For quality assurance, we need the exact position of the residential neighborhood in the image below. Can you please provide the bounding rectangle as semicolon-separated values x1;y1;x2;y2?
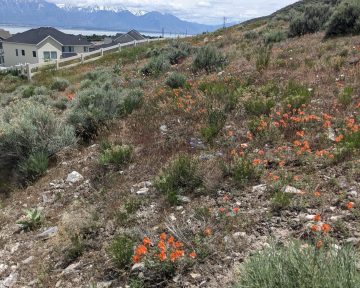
0;27;147;67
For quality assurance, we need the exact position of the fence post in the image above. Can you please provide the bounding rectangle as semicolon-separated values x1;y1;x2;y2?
134;40;137;47
26;63;31;81
101;48;104;57
118;43;121;52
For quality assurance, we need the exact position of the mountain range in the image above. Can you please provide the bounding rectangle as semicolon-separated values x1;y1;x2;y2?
0;0;225;35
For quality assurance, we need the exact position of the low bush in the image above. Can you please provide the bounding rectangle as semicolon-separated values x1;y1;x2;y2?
231;157;260;187
108;235;134;269
263;30;287;44
167;41;192;65
200;108;226;143
337;86;353;106
67;87;143;142
51;77;70;91
283;81;313;109
236;242;360;288
0;101;76;182
16;208;42;231
64;235;85;266
244;97;275;116
19;152;49;181
192;45;227;73
141;55;170;76
99;144;133;167
155;156;202;205
255;46;271;71
165;72;186;89
325;1;360;37
22;86;35;98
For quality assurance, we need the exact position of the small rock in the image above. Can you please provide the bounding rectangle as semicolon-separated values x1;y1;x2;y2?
330;215;344;222
1;272;18;287
37;226;58;240
328;128;336;141
66;171;84;184
169;214;177;222
233;232;247;239
160;125;168;133
345;238;360;246
217;71;225;76
96;281;113;288
176;206;184;211
62;262;81;274
347;190;358;198
203;37;209;43
189;138;205;149
136;187;149;195
178;196;191;203
131;262;145;272
0;263;8;275
252;184;267;194
22;256;34;264
283;185;304;195
190;273;201;279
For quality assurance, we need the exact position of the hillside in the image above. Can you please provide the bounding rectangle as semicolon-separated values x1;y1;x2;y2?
0;0;360;287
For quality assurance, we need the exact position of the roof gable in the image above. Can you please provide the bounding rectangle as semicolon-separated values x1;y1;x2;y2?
4;27;90;46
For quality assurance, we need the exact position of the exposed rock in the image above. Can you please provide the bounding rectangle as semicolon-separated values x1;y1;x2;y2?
328;128;336;141
0;264;8;275
345;238;360;246
189;138;205;149
96;281;113;288
62;262;81;275
22;256;34;264
37;226;58;240
136;187;149;195
178;196;191;203
160;125;168;133
347;190;358;198
252;184;267;194
131;262;145;272
283;185;304;195
0;272;18;288
233;232;247;239
66;171;84;184
190;273;201;279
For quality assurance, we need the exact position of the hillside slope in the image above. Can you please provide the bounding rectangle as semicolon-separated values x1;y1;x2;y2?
0;1;360;287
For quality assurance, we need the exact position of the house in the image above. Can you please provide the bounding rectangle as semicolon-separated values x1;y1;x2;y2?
93;30;146;51
2;27;91;67
0;29;11;66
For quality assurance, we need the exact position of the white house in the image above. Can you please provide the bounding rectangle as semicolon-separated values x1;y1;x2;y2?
0;29;11;66
2;27;91;67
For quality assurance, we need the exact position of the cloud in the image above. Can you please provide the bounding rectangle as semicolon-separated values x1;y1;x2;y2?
47;0;298;24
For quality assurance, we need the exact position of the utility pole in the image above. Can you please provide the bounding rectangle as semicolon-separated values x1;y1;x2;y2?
162;27;164;38
223;17;226;29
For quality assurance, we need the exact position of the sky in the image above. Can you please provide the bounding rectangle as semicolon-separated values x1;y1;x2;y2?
48;0;299;25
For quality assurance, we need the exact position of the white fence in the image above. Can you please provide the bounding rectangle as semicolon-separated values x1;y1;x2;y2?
0;38;165;80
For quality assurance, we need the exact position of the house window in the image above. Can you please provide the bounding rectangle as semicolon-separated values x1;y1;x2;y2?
15;49;18;56
0;42;3;49
62;46;74;53
43;51;57;61
0;56;3;64
21;50;25;56
84;46;89;52
33;51;37;58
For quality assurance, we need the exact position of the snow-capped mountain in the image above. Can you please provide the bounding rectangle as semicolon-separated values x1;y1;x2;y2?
0;0;219;34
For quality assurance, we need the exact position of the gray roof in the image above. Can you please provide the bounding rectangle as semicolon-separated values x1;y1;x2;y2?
0;29;11;40
114;33;136;44
127;30;145;41
5;27;90;46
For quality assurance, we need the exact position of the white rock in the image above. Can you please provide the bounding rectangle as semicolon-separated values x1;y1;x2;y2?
178;196;191;203
66;171;84;184
160;125;168;133
22;256;34;264
190;273;201;279
136;187;149;195
217;71;225;76
131;262;145;272
347;190;358;198
169;214;177;222
283;185;304;195
330;215;344;222
233;232;247;239
97;281;113;288
62;262;81;274
1;272;18;288
328;128;336;141
252;184;267;194
0;263;8;274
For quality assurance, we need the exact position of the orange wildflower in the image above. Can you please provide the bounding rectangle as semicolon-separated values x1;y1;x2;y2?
311;224;319;232
158;250;167;261
167;236;175;246
314;191;321;197
314;214;321;222
233;207;240;214
158;240;166;251
174;241;184;249
160;233;167;241
189;251;197;259
252;159;261;166
133;255;141;263
135;245;148;256
296;130;305;137
143;237;152;246
335;134;344;142
219;207;226;213
347;202;354;209
321;223;331;233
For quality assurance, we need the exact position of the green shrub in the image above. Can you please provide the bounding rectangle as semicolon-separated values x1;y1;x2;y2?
236;242;360;288
0;101;76;181
67;87;143;141
231;157;260;187
283;81;312;109
192;45;227;73
19;152;49;181
141;55;170;76
108;235;134;269
165;72;186;89
263;30;287;44
244;97;275;116
243;30;258;40
22;86;35;98
16;208;42;231
99;144;133;167
33;86;48;96
338;86;353;106
255;46;271;71
155;156;202;205
52;97;69;110
271;192;292;212
289;4;332;37
325;1;360;37
167;41;192;65
51;77;70;91
64;235;85;266
200;108;226;143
